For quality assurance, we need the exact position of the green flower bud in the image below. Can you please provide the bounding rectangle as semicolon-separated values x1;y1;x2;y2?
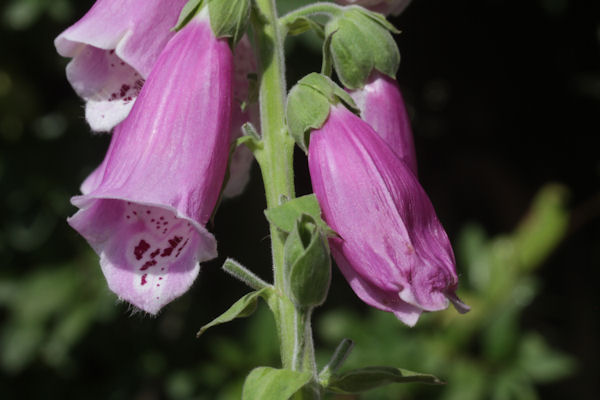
284;215;331;308
325;7;400;89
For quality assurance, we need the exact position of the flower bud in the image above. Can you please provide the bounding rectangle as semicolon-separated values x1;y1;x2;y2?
284;215;332;308
349;72;417;174
307;105;469;326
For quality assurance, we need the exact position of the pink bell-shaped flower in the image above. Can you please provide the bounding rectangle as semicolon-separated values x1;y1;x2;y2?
68;10;233;314
308;105;468;326
54;0;187;132
349;72;417;175
334;0;413;16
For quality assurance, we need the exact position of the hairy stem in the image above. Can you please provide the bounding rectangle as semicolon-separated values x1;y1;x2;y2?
252;0;320;397
279;2;343;27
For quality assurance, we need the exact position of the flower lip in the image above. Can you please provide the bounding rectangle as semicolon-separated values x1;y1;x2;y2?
68;195;218;315
54;0;188;132
70;193;218;256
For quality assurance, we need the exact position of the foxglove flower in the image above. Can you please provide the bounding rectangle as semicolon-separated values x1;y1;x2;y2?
350;72;417;174
68;10;232;314
308;105;468;326
335;0;412;16
54;0;187;132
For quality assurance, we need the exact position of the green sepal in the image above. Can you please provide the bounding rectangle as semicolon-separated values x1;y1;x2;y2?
242;367;312;400
284;215;331;308
286;73;357;152
286;17;325;38
196;287;273;337
264;194;336;237
359;7;401;34
208;0;251;45
324;366;444;394
325;7;400;89
321;30;334;76
174;0;204;31
236;123;263;153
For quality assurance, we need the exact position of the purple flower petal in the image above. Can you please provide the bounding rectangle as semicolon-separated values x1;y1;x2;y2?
350;72;418;175
309;105;467;325
55;0;187;132
68;13;232;314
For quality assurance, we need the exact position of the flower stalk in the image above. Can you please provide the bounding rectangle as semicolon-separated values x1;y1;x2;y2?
252;0;318;391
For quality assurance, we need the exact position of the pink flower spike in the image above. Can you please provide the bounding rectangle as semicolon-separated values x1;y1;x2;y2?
335;0;413;16
308;105;468;326
68;11;233;315
350;72;418;175
54;0;187;132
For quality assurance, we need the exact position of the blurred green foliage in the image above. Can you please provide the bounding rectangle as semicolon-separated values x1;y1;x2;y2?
1;0;596;398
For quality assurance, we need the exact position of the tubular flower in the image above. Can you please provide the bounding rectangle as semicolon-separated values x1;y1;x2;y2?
68;10;233;314
54;0;187;132
349;72;417;175
308;105;468;326
335;0;412;16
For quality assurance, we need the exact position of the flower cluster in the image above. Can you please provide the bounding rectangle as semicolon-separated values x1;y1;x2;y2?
58;0;466;324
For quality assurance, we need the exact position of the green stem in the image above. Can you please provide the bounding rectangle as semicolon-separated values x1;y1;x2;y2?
252;3;319;395
252;0;295;282
279;2;343;27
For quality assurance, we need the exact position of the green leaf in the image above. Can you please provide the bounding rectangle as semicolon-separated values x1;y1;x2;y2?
284;215;331;307
242;367;312;400
197;287;273;337
517;333;576;383
325;8;400;88
208;0;251;45
286;73;358;151
286;17;324;37
514;184;570;271
174;0;204;31
285;83;331;152
264;194;334;236
325;366;443;394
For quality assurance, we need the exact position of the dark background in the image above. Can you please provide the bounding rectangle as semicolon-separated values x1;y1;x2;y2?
0;0;598;399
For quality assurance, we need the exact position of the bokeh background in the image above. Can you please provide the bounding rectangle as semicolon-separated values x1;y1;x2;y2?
0;0;598;399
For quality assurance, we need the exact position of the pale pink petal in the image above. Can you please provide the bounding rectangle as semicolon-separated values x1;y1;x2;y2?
55;0;187;131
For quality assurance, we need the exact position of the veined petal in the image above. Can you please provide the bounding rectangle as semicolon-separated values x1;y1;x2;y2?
309;105;465;325
332;246;422;326
69;13;233;314
55;0;187;132
69;199;216;314
350;72;418;174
